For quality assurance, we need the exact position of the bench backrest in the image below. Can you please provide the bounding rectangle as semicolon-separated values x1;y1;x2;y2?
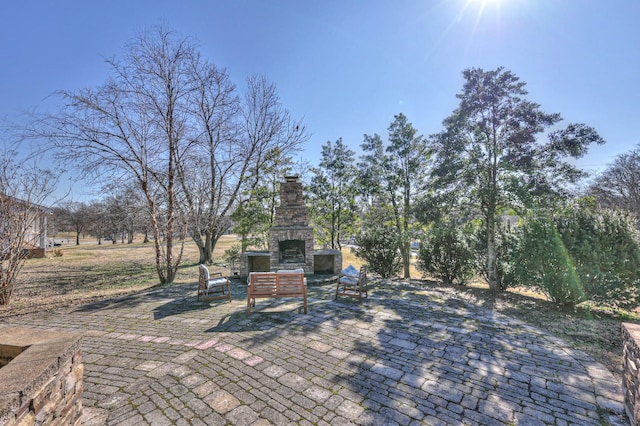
249;272;305;296
250;273;279;296
275;273;305;295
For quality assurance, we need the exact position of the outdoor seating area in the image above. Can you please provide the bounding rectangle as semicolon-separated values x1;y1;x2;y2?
204;264;367;315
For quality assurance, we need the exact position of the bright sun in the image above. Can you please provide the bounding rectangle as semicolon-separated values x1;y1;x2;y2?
470;0;504;9
464;0;509;23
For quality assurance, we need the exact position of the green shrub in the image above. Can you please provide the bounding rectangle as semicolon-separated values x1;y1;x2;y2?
417;222;474;285
510;206;640;308
353;209;402;278
223;245;241;264
511;216;585;305
555;206;640;309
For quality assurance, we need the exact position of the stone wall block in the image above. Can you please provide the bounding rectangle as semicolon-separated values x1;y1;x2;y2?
0;327;83;426
623;323;640;425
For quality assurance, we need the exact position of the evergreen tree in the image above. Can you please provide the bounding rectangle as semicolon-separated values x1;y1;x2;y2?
359;113;430;278
430;67;604;291
308;138;357;250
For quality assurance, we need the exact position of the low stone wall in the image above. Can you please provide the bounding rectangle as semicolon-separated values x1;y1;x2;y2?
623;323;640;425
0;326;83;426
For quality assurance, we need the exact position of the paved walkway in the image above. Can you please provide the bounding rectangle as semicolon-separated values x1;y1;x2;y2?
1;279;628;425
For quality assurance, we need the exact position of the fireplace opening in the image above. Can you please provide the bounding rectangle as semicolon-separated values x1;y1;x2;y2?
279;240;305;264
0;344;28;368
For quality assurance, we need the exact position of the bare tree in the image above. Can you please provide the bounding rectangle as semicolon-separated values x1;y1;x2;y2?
589;144;640;219
178;73;308;264
0;151;57;305
34;26;196;284
55;201;91;245
85;200;109;244
30;25;308;274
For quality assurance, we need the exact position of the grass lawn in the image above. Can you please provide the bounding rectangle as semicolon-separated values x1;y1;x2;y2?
2;234;638;381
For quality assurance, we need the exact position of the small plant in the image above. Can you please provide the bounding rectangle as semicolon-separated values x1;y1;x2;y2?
223;245;240;264
53;249;63;257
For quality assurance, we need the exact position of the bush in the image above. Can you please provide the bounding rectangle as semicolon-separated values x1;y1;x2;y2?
353;208;402;278
223;245;240;264
469;219;517;291
417;222;473;285
555;206;640;309
510;216;585;305
509;205;640;308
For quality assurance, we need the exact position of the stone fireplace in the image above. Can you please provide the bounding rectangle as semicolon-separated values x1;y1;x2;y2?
269;176;315;273
239;176;342;277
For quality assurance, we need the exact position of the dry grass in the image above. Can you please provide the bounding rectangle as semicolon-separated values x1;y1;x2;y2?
0;235;236;318
2;237;637;381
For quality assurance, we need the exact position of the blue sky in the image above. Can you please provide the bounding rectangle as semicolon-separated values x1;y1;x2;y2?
1;0;639;199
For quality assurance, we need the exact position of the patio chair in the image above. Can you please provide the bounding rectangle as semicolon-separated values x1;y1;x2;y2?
335;265;368;300
198;264;232;304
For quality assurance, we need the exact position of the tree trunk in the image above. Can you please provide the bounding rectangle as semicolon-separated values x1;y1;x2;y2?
203;231;214;264
241;233;249;252
402;241;411;279
486;214;498;291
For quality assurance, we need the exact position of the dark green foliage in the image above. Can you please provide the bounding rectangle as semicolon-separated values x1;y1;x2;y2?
510;205;640;308
417;222;474;285
510;216;585;305
358;113;430;279
428;67;604;291
354;208;402;278
554;205;640;309
308;138;358;250
468;219;517;291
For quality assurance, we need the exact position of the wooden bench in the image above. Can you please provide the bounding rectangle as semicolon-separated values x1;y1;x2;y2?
246;271;307;315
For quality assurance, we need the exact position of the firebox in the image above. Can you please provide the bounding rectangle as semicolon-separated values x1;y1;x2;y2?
279;240;305;263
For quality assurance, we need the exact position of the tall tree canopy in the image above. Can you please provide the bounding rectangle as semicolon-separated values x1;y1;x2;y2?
429;67;604;291
360;113;429;278
34;26;307;282
308;138;357;250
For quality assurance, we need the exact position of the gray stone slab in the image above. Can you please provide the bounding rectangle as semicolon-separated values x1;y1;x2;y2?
2;279;628;425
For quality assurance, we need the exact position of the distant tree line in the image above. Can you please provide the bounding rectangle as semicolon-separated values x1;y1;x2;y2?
50;185;151;246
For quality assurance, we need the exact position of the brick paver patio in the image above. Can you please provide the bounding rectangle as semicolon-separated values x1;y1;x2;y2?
1;278;628;425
